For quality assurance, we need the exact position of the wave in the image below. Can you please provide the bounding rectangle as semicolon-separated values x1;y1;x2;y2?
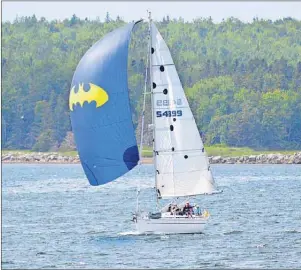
284;229;301;234
1;261;15;265
223;230;244;235
4;175;154;195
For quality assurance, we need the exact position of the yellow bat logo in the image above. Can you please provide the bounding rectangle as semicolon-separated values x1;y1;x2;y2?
69;83;109;111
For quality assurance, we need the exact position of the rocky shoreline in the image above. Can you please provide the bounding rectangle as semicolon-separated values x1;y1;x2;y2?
2;152;301;164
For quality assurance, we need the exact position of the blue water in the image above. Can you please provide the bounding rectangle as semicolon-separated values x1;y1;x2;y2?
2;164;301;269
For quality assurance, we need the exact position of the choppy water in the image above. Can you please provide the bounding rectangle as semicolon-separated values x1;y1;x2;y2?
2;164;301;269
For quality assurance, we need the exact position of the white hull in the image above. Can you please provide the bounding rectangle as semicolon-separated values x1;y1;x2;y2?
135;214;209;234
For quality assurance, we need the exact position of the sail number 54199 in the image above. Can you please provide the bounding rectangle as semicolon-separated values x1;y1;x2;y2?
156;110;182;117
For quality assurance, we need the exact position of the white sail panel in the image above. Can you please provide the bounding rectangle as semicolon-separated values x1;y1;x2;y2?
151;26;174;66
157;171;215;198
153;68;169;86
151;23;215;198
154;130;172;151
156;152;214;197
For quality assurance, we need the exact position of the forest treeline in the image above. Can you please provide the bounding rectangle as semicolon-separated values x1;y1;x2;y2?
2;14;301;151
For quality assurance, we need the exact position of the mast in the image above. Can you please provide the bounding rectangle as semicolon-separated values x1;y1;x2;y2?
136;12;155;213
148;11;159;209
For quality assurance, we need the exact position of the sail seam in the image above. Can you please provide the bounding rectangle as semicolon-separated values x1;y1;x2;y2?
151;83;182;87
155;168;210;175
153;149;206;153
152;64;174;67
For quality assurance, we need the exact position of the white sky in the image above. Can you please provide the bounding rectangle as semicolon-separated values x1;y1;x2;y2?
2;1;301;23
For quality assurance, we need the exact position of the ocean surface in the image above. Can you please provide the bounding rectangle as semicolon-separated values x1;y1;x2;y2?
2;163;301;269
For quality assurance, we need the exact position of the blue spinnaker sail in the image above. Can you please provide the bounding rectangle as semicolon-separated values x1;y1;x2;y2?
69;22;140;186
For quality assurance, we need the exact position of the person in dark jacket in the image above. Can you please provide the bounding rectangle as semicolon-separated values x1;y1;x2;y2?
183;202;193;217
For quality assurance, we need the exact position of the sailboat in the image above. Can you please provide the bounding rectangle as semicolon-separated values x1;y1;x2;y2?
69;12;219;234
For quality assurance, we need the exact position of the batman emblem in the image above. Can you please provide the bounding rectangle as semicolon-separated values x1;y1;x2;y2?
69;83;109;111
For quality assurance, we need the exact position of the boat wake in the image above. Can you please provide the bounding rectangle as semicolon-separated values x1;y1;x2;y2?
118;230;141;236
118;230;172;236
223;230;244;235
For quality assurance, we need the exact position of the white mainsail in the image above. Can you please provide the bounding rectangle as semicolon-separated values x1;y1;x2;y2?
151;23;215;198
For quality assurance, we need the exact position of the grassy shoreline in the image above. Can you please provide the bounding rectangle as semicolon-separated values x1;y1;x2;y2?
2;145;299;158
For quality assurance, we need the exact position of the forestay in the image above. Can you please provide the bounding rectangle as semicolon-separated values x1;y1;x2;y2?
69;22;140;186
151;23;215;198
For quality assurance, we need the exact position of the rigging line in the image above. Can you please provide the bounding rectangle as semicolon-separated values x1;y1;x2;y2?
148;12;159;211
136;12;151;214
138;37;149;164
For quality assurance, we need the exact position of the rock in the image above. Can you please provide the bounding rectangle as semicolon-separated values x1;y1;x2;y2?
2;151;301;164
2;155;12;161
228;157;236;164
211;156;222;163
248;155;257;163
